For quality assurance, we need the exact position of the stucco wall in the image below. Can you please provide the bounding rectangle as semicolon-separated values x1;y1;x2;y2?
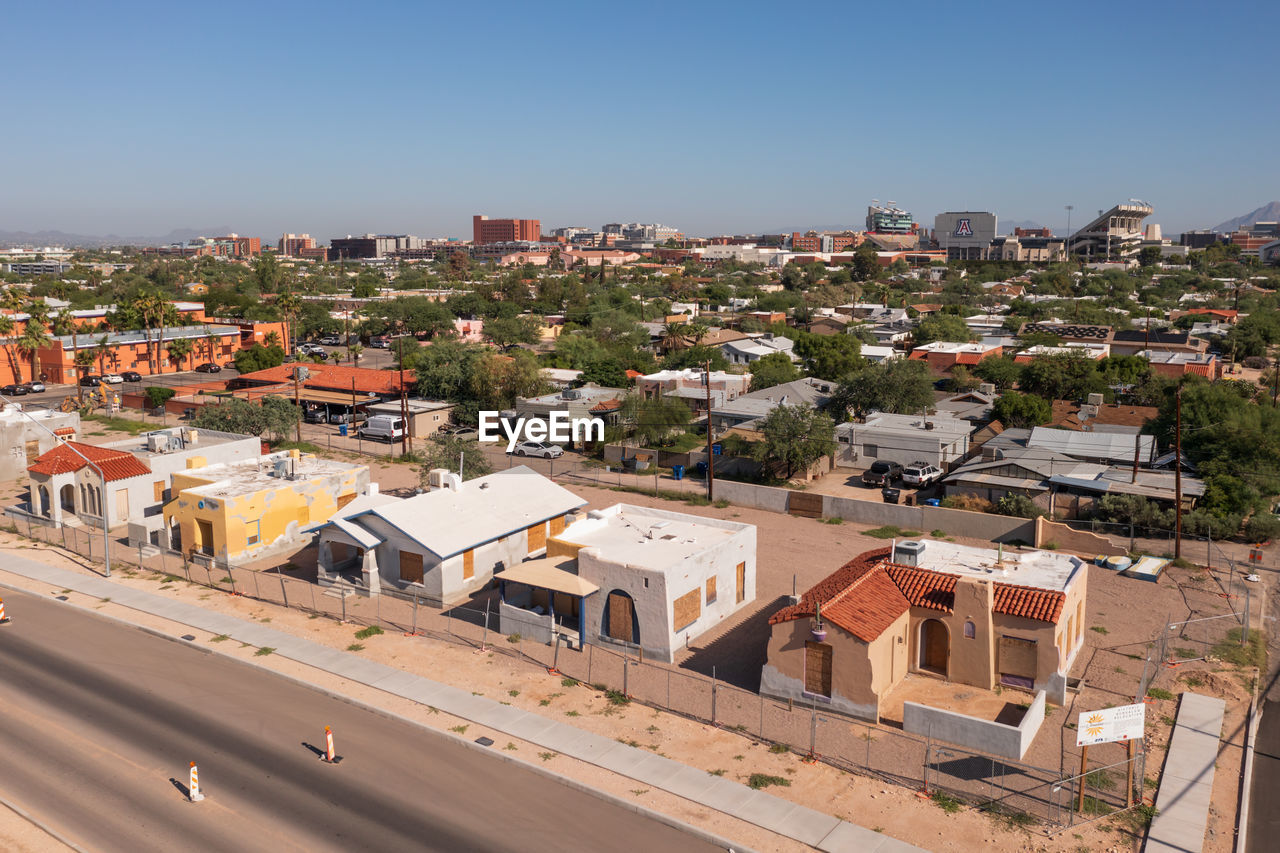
1035;516;1127;557
578;522;756;662
904;689;1046;760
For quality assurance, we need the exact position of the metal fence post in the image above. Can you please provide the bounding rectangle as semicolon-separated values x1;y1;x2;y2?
622;645;629;696
1242;584;1251;646
310;583;316;613
280;575;288;608
711;666;717;725
481;599;490;650
410;593;418;635
252;571;260;599
809;696;817;758
588;642;593;684
341;592;346;623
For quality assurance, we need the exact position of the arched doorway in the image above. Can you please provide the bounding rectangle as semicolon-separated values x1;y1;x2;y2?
919;619;949;675
38;485;50;518
60;484;76;514
602;589;639;644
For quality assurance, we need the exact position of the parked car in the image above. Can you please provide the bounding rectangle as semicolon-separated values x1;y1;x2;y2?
194;362;222;373
79;375;102;387
861;460;903;487
369;335;390;349
304;408;329;424
318;335;341;346
120;371;142;382
1;383;29;396
297;344;326;356
902;462;943;487
328;411;367;425
22;380;46;393
101;373;124;384
359;415;405;441
508;441;564;459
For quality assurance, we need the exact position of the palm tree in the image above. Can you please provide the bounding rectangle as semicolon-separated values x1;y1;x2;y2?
131;291;164;374
73;350;96;405
348;343;363;364
167;338;195;374
264;331;281;349
156;302;181;374
274;290;302;355
50;310;79;384
661;321;692;352
0;314;18;383
17;301;52;383
94;335;111;378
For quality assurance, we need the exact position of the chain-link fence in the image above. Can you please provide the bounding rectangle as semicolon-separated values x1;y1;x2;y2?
0;509;1187;832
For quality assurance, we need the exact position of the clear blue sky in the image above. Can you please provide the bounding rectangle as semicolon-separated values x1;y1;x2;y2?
5;0;1276;241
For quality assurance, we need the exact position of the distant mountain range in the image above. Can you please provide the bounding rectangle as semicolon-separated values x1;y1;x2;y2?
1211;202;1280;234
0;227;235;249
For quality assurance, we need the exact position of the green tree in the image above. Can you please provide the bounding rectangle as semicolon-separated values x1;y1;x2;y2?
16;301;52;382
1138;246;1163;267
991;392;1052;428
253;253;283;293
483;315;541;350
621;394;692;447
748;351;801;391
913;314;975;347
579;357;629;388
191;395;297;441
144;386;177;410
753;403;836;479
1018;353;1106;401
416;435;493;483
233;343;286;373
792;332;862;381
829;359;934;420
972;356;1022;390
166;337;195;372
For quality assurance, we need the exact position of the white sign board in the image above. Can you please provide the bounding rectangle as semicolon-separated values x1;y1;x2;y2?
1076;703;1145;747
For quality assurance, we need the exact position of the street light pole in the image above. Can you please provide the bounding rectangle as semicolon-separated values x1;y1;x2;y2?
1;393;111;576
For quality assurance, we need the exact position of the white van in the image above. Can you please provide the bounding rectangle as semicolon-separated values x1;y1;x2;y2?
359;415;405;442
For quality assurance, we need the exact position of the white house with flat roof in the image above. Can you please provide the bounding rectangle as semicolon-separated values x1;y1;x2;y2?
835;412;973;470
526;503;756;662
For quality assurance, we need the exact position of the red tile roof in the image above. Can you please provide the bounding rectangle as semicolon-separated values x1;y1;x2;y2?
770;547;1066;641
588;398;623;413
236;363;408;395
28;441;152;482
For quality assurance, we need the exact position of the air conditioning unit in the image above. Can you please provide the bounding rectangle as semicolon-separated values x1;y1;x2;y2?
1086;393;1104;407
273;458;290;479
894;540;926;566
147;433;170;453
427;468;450;489
978;383;996;396
561;388;580;400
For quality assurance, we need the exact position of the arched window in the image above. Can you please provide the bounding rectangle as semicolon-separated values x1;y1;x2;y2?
963;620;976;639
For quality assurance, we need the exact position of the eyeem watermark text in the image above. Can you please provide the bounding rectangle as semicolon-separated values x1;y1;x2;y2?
478;411;604;452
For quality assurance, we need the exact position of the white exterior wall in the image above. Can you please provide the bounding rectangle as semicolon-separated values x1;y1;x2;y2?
577;523;756;662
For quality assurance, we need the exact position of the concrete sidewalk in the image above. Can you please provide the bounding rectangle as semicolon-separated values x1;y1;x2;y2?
1145;692;1225;853
0;556;921;853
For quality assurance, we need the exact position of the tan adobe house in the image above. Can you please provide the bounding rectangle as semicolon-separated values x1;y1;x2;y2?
760;540;1088;721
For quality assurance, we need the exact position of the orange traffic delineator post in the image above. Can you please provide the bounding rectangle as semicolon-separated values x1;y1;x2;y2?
0;597;10;624
322;726;342;764
189;762;205;802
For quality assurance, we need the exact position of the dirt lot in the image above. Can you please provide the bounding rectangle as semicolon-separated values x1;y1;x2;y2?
2;420;1267;851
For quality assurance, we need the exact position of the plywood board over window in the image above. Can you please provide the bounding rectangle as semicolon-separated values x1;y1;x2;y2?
399;551;424;584
705;576;717;605
805;641;832;697
736;562;746;603
673;588;701;632
463;549;475;580
153;481;166;502
336;492;356;510
527;521;546;553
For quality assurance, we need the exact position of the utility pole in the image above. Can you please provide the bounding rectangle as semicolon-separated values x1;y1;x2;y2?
704;360;714;501
1131;431;1141;484
1174;384;1183;559
1273;355;1279;407
293;368;303;443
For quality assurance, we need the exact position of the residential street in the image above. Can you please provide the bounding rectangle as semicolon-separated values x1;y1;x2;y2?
0;588;725;853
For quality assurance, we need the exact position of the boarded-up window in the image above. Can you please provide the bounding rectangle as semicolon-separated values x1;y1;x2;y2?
399;551;424;584
25;440;40;465
153;481;165;502
736;562;746;603
999;636;1038;686
607;592;634;643
805;641;832;697
705;576;717;605
527;521;546;553
673;588;701;632
331;542;350;564
336;492;356;510
462;549;475;580
549;515;566;536
115;488;129;521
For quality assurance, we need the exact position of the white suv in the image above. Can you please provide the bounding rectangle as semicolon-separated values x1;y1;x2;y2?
902;462;942;487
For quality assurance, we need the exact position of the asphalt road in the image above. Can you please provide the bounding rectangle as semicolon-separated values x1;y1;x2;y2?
0;589;727;853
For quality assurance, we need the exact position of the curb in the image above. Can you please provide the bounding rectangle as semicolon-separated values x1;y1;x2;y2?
0;792;91;853
1235;690;1261;853
0;581;752;853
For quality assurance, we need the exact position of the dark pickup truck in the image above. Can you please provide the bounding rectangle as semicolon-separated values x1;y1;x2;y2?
861;460;903;487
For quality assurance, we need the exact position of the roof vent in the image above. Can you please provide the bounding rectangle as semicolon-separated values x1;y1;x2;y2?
894;540;926;566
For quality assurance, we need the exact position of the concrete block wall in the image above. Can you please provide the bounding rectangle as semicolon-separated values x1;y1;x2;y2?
903;689;1046;760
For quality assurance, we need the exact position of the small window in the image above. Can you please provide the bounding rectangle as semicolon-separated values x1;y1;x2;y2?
246;521;261;546
964;620;976;639
863;444;878;457
705;576;717;605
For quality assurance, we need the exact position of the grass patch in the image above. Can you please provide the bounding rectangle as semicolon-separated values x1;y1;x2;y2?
1085;769;1116;792
821;517;843;525
83;415;152;435
930;529;947;537
1146;687;1175;701
209;634;229;643
1212;628;1266;670
1079;795;1113;816
1090;625;1109;635
162;575;183;584
768;743;789;754
931;791;963;813
218;576;233;584
449;725;468;734
538;751;556;761
747;774;790;790
507;689;520;697
353;625;384;640
733;754;744;761
564;710;580;717
1173;647;1195;659
713;499;730;508
1184;674;1204;688
504;742;517;751
863;525;921;539
709;768;726;776
346;643;365;651
255;647;275;656
604;689;630;706
560;677;578;688
1116;803;1158;833
506;633;522;643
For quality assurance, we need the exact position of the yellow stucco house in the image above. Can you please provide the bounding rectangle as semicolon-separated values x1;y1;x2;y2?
164;449;369;567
